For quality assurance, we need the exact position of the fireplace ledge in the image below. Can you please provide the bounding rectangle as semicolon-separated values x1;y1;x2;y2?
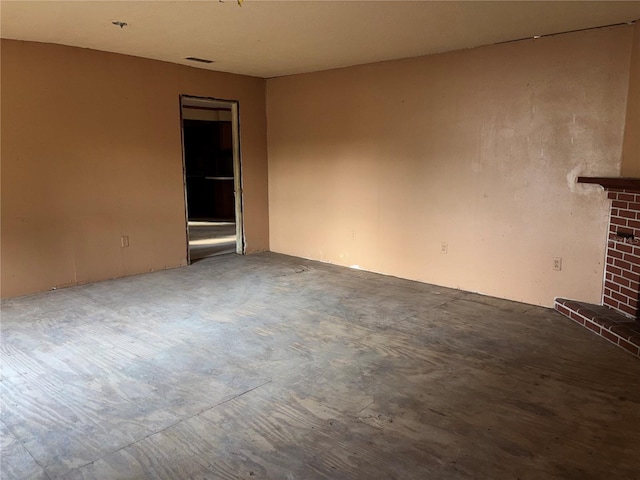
577;177;640;191
555;298;640;358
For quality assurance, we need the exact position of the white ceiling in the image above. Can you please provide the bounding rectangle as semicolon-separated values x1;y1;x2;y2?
2;1;640;79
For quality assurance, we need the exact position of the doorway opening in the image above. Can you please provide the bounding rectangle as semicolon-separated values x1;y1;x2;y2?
180;96;243;262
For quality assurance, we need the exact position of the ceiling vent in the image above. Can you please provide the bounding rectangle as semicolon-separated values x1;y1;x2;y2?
185;57;214;64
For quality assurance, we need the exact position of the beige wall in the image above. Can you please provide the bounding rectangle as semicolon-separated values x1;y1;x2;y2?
267;25;634;307
1;40;269;298
622;22;640;177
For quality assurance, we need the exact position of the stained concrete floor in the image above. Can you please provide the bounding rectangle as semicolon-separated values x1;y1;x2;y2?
1;253;639;479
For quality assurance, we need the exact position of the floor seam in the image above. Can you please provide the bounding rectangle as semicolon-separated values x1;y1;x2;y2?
0;418;53;480
56;379;273;478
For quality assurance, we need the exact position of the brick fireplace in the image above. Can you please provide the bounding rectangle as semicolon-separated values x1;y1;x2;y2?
603;188;640;318
555;177;640;358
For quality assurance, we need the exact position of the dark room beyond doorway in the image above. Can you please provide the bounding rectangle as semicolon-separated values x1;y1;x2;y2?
181;96;241;261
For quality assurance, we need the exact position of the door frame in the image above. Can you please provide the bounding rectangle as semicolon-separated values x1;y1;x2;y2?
179;95;245;263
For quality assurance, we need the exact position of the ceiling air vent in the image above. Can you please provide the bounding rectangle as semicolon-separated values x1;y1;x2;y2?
185;57;214;64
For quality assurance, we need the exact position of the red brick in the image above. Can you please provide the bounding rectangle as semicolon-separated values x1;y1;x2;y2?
628;220;640;229
629;202;640;211
618;303;637;317
606;273;613;281
569;311;585;325
603;301;619;312
616;243;633;254
607;248;623;258
614;259;632;270
630;280;640;291
611;208;619;217
612;291;628;303
607;256;615;265
584;320;601;334
605;280;621;292
632;264;640;274
629;298;638;309
623;253;640;265
611;217;627;226
619;209;637;219
607;248;624;259
618;338;640;356
620;286;637;299
608;241;624;251
612;200;629;209
608;191;619;200
605;303;620;313
555;304;570;316
619;193;636;202
612;275;630;287
608;266;622;276
621;269;640;282
601;329;619;344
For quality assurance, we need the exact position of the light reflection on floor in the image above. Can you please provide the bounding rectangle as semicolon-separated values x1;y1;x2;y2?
188;221;236;261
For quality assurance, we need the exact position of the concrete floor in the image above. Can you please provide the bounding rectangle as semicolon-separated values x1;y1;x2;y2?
1;253;639;479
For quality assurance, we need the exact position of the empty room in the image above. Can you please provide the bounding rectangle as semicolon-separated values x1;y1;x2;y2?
2;1;640;479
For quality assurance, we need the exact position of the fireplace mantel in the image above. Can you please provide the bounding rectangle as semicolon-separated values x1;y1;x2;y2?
577;177;640;191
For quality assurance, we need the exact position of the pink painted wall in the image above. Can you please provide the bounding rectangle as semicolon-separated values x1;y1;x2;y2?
622;22;640;177
266;25;635;307
1;40;269;298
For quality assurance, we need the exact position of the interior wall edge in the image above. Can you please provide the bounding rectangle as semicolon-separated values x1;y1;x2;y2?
621;22;640;177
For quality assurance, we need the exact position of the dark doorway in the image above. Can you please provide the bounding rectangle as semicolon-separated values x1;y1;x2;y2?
183;119;235;221
181;97;242;261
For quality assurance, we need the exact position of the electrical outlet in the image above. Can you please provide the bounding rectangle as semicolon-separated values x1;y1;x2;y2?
441;242;448;254
121;235;129;248
553;257;562;271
